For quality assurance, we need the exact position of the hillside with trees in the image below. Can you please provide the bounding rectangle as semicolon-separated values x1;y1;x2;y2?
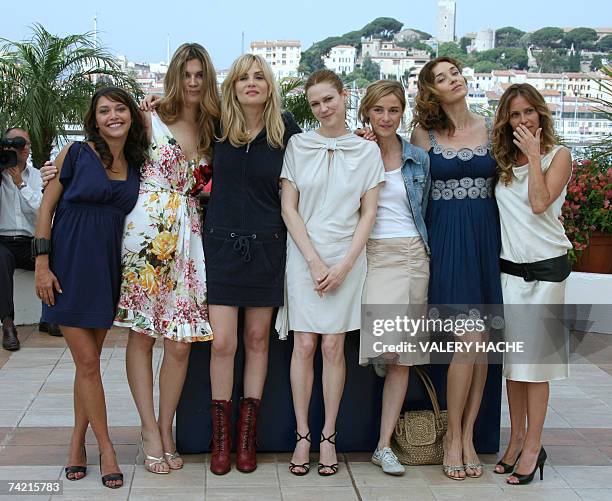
300;19;609;79
298;17;403;74
439;25;610;73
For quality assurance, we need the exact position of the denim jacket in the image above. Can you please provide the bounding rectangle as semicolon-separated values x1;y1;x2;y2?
399;135;431;255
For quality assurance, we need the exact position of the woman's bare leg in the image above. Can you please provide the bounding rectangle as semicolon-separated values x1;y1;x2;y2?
126;331;168;473
495;380;526;473
63;326;122;487
319;333;346;474
158;338;191;468
377;365;410;449
507;382;549;484
209;305;239;400
242;307;273;399
66;329;106;479
289;332;318;473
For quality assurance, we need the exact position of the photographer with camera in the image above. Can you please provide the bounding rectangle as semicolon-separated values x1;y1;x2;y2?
1;127;60;351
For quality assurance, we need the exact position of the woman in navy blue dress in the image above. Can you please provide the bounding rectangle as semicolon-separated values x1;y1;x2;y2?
411;57;502;480
34;87;147;489
204;54;300;475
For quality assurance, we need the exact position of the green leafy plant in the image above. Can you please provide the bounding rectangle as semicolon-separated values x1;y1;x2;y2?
279;77;317;130
562;155;612;263
0;23;141;166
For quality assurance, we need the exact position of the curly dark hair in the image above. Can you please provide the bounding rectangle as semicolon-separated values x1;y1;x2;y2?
411;56;467;136
83;86;149;171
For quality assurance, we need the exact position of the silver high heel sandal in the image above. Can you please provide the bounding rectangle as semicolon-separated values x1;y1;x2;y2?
163;451;184;470
139;433;169;475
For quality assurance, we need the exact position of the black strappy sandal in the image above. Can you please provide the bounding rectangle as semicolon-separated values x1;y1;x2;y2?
64;465;87;481
289;430;311;476
65;445;87;481
495;450;522;474
99;454;123;489
317;431;339;476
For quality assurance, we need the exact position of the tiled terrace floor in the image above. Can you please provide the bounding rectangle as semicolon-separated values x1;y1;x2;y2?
1;326;612;500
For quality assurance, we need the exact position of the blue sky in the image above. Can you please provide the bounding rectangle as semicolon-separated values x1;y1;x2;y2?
5;0;611;68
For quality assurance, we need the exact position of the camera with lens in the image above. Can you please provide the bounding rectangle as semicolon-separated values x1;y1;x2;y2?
0;136;27;170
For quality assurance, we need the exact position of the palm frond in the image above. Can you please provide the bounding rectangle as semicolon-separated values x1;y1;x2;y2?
586;67;612;160
279;77;318;130
0;23;142;165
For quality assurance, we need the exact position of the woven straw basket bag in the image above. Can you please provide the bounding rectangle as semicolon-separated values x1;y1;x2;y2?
391;367;448;465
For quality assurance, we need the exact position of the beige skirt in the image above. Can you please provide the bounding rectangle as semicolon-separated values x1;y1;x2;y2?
359;237;430;366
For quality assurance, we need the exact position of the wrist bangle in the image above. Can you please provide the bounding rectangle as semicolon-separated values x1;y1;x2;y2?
31;238;52;259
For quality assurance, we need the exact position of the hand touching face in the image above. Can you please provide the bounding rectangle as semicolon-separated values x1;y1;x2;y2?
509;94;542;159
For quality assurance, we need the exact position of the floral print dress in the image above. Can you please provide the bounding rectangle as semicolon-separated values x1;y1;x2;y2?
115;111;213;342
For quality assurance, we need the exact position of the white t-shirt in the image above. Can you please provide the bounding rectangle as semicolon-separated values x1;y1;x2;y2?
370;168;419;239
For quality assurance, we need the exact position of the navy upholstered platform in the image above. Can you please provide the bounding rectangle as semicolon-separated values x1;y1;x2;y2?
176;325;502;454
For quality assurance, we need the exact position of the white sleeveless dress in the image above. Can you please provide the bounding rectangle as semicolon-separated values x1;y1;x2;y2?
495;145;572;382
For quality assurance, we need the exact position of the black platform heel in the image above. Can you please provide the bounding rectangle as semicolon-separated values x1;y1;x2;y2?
507;447;546;485
289;431;311;476
494;450;522;474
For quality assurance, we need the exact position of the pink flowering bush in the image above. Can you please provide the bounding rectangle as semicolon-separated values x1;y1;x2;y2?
562;155;612;263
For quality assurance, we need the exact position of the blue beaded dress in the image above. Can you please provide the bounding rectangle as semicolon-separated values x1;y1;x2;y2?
425;119;502;309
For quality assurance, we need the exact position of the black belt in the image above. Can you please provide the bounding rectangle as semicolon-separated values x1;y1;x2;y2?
500;254;571;283
0;235;32;241
205;227;285;263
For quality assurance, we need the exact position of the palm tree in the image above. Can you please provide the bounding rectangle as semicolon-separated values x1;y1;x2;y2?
279;77;318;130
0;23;141;166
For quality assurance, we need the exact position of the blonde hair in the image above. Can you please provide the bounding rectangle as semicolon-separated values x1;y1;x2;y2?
157;43;220;160
219;54;285;149
358;79;406;125
493;83;556;186
411;56;467;136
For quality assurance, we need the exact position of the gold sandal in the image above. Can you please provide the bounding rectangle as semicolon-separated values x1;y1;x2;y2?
164;451;184;470
139;434;169;475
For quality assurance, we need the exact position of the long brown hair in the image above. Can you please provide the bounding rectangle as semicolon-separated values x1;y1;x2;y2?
84;86;148;170
157;43;220;160
493;83;556;186
411;56;467;135
218;54;285;149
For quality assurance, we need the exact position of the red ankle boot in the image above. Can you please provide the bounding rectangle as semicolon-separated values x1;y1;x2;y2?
236;397;260;473
210;399;232;475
